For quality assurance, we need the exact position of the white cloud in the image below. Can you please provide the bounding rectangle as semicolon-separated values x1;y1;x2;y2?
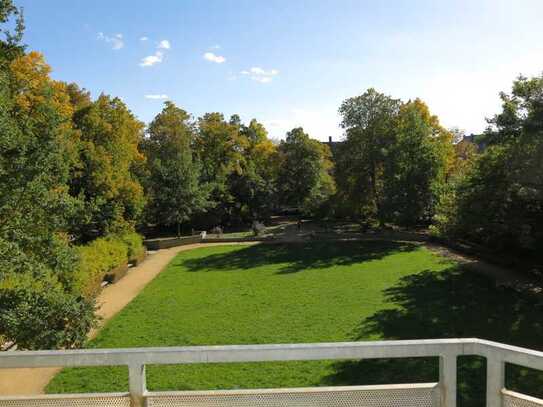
144;94;169;100
209;44;221;50
139;39;172;67
140;51;164;67
140;36;148;41
158;39;171;49
97;32;124;50
240;66;279;83
203;52;226;64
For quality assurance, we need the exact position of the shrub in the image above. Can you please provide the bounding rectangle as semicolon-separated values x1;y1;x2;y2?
76;236;128;297
0;273;96;349
119;232;145;261
0;238;97;350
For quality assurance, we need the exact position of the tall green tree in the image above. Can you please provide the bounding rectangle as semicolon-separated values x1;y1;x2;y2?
336;89;454;226
336;89;401;221
382;99;453;225
227;118;279;222
194;112;247;225
0;0;24;60
277;127;335;215
0;14;95;349
432;74;543;258
142;102;209;235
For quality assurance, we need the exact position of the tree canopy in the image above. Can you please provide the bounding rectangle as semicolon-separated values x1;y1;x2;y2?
277;127;335;215
335;90;453;226
432;74;543;258
68;92;146;241
0;19;96;349
142;101;209;234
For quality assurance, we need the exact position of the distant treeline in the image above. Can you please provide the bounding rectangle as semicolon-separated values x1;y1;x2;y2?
1;0;541;349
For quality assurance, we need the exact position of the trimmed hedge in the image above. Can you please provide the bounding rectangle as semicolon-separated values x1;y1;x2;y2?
76;232;144;298
120;232;145;261
76;236;127;297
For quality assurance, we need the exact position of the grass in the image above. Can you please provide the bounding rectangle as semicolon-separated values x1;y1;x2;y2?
46;242;543;406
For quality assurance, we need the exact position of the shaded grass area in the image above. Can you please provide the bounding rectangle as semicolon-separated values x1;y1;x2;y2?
46;242;543;406
325;268;543;405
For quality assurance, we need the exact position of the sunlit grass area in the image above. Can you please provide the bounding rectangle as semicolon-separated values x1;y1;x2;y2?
47;242;543;406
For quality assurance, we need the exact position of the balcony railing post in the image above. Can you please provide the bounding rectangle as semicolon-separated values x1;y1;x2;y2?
486;356;504;407
439;353;457;407
128;363;147;407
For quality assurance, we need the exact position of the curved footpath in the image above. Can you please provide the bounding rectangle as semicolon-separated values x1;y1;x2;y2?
0;242;255;396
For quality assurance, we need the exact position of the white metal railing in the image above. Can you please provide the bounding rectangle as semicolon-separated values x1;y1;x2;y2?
0;338;542;407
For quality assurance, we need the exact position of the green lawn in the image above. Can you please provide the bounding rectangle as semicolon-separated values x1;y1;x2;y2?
47;242;543;406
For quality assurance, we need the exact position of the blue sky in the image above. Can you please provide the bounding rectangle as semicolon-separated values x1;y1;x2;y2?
16;0;543;140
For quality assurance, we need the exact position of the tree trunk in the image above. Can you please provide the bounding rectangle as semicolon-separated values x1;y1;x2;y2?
370;162;379;222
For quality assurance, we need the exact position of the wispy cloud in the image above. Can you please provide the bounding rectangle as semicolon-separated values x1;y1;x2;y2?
144;94;169;100
140;51;164;67
203;52;226;64
240;66;279;83
97;32;124;50
209;44;221;50
140;39;171;67
140;36;148;41
158;39;171;49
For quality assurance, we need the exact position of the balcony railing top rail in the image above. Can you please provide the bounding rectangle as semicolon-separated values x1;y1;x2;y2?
1;338;542;407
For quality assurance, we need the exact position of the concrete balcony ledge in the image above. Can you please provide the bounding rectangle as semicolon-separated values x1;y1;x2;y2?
1;338;542;407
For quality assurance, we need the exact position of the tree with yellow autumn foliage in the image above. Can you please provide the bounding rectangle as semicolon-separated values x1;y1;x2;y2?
68;90;146;241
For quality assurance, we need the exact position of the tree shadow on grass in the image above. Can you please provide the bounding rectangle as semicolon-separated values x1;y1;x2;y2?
323;266;543;407
179;241;419;275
